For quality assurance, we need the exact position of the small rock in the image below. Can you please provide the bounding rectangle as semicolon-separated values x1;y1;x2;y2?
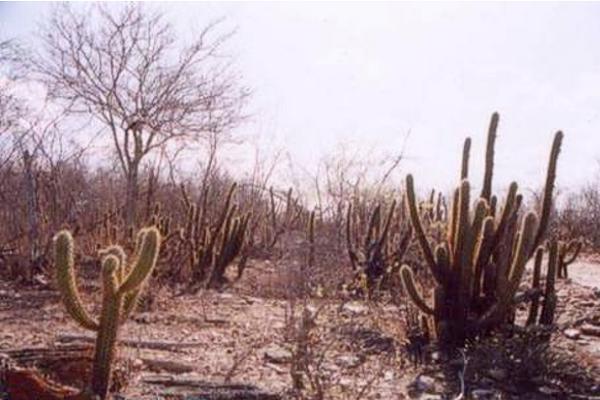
487;368;507;381
33;274;49;287
341;301;368;316
538;386;561;396
471;389;496;400
263;345;292;364
564;328;581;339
335;355;362;368
412;374;436;392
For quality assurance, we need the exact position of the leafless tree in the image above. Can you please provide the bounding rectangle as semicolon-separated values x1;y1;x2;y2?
33;3;249;223
0;38;26;148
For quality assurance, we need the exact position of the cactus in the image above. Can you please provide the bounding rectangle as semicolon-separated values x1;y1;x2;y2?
54;227;160;399
178;183;251;289
557;238;583;278
526;246;544;326
522;241;560;326
307;210;316;268
346;198;412;295
400;112;563;346
539;240;558;325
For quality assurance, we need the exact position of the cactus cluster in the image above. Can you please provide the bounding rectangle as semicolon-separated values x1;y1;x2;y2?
180;183;251;289
346;198;412;294
54;227;161;399
400;112;563;346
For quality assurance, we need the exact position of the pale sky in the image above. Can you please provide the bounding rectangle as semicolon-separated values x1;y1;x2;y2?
1;2;599;194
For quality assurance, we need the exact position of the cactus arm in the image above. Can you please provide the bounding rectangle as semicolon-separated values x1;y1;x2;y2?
91;255;123;399
365;204;381;248
563;239;582;265
54;230;99;331
346;203;359;270
477;212;538;328
489;195;498;216
377;200;397;248
269;186;277;232
532;131;563;251
526;246;544;326
118;227;160;294
506;213;538;294
307;210;316;268
215;183;237;230
405;175;443;284
472;217;495;300
400;265;434;315
490;182;518;252
460;137;471;180
480;112;499;201
98;245;127;284
540;240;558;325
461;198;487;302
452;180;470;274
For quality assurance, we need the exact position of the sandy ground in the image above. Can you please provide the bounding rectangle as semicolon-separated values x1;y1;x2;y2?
568;258;600;288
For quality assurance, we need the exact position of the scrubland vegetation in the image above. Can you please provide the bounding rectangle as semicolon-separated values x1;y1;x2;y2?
0;4;599;400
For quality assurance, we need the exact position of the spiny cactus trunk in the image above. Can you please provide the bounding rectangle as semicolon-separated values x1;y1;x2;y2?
91;286;123;398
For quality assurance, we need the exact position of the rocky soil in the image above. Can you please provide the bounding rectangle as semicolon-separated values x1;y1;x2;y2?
0;258;598;399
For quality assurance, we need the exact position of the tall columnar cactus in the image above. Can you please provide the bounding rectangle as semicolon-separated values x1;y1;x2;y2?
400;112;563;346
557;238;583;279
54;227;161;399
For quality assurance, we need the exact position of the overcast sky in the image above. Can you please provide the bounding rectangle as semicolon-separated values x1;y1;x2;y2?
1;2;599;194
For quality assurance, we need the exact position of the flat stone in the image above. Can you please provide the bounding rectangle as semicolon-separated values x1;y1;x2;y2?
341;301;368;316
335;355;362;368
471;389;497;400
263;345;292;364
564;328;581;339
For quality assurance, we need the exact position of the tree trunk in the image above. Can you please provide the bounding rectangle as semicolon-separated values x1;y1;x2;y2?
22;150;39;276
124;163;139;226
